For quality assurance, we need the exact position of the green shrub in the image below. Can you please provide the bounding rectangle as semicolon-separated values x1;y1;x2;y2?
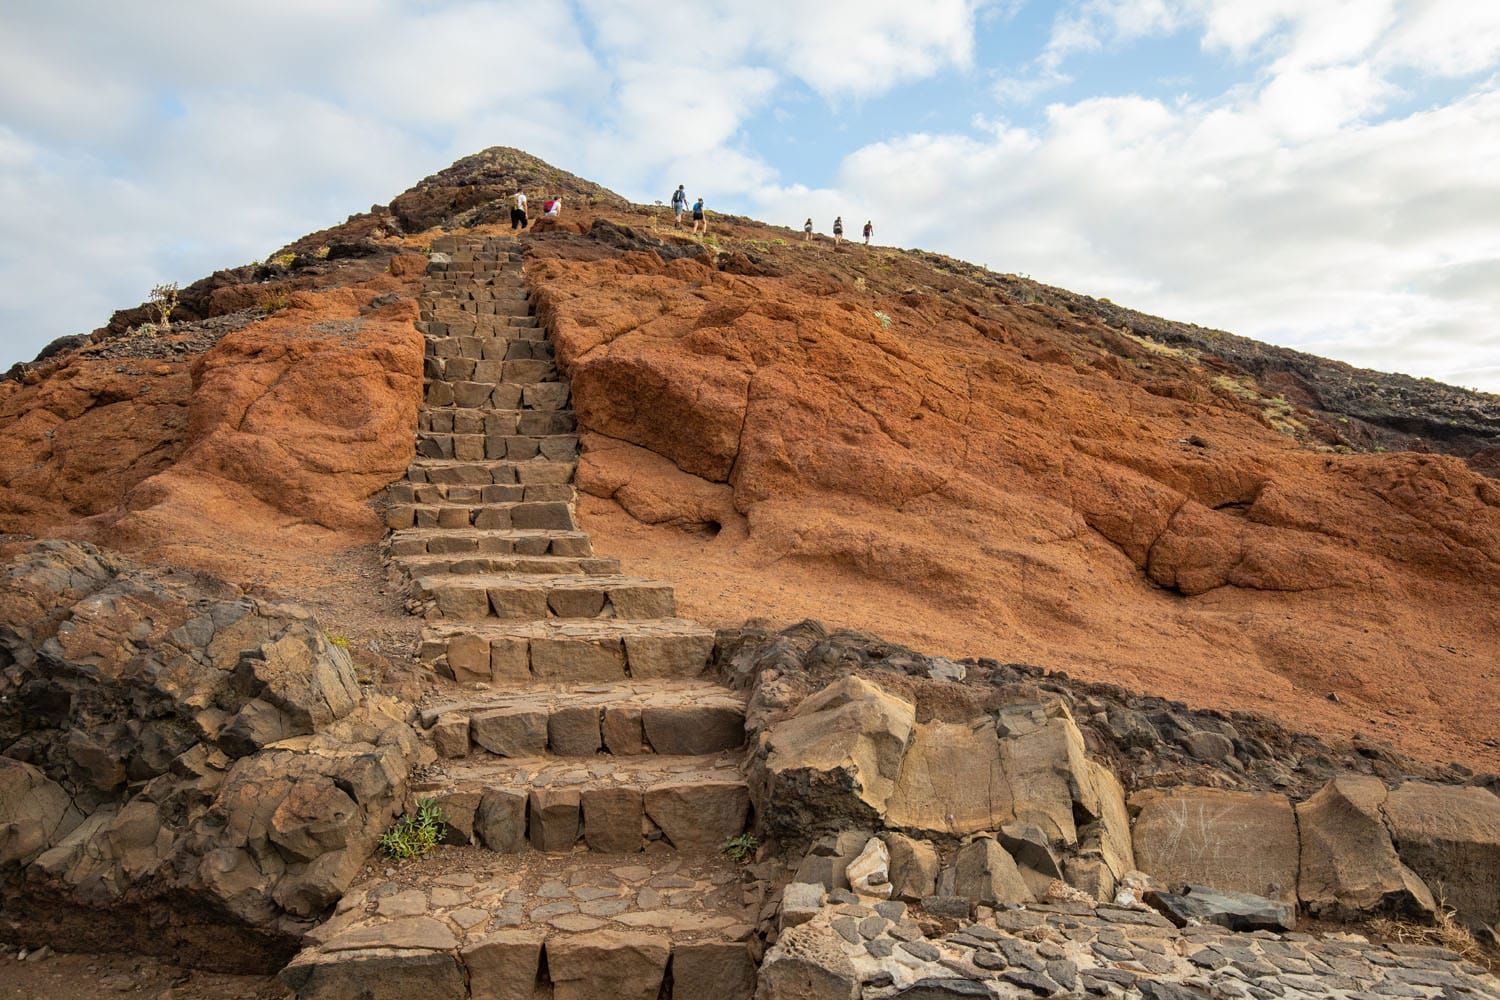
874;310;892;330
379;799;446;861
722;833;759;863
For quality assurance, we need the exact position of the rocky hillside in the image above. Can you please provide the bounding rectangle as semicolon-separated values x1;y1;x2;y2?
2;148;1497;775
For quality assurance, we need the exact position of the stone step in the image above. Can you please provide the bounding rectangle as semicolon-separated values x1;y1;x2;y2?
419;618;714;684
418;316;542;336
424;339;555;370
427;287;528;301
418;679;748;760
281;849;760;999
406;458;575;487
421;338;553;366
413;573;675;622
424;377;567;410
389;528;593;558
430;300;532;318
413;754;750;855
418;408;576;436
415;431;578;462
388;480;573;505
392;553;621;580
386;499;576;532
420;305;534;323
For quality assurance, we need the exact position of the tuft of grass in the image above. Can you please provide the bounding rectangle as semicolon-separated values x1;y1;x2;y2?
325;633;350;649
721;833;759;863
260;290;291;314
1370;895;1491;970
379;799;446;861
873;310;892;330
313;245;331;260
270;252;296;268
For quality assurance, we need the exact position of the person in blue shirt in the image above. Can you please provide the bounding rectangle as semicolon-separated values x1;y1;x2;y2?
692;197;706;234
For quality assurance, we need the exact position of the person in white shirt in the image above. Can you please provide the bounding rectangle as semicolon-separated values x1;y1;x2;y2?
544;195;563;218
510;190;528;231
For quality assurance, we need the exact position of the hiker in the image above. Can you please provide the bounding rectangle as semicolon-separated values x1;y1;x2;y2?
671;185;688;228
833;216;844;244
692;197;706;233
510;189;528;230
862;220;873;245
803;218;814;241
544;195;562;218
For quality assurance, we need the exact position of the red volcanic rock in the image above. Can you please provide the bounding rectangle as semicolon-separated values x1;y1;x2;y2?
1;273;423;582
528;220;1500;768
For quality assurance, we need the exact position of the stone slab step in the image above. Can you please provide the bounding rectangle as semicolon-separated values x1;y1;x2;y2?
418;679;747;760
413;573;675;622
415;431;578;462
424;338;554;369
424;377;568;410
418;316;542;336
281;848;760;999
406;458;575;486
389;528;593;558
391;553;621;580
414;755;750;855
386;500;576;531
419;408;576;436
419;618;714;684
388;481;574;505
424;355;555;387
427;288;529;302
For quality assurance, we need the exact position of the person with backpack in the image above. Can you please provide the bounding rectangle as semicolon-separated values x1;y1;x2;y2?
671;185;688;228
833;216;844;244
544;195;562;218
804;218;814;241
692;197;706;233
510;189;528;230
862;220;873;245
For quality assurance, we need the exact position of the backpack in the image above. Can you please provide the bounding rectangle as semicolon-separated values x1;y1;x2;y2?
544;199;556;212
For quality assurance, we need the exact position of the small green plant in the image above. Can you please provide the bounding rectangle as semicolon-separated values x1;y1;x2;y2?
270;251;296;268
260;290;291;314
379;799;446;861
873;310;892;330
721;833;759;863
326;633;350;649
150;282;180;330
313;244;331;260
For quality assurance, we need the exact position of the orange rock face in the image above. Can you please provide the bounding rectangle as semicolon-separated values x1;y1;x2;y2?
0;268;423;583
528;220;1500;769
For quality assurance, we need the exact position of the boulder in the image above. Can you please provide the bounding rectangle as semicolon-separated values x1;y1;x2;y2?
1296;776;1435;919
884;719;1008;833
643;780;748;850
474;789;527;853
1146;884;1295;932
545;930;670;1000
0;542;413;971
750;676;915;840
1383;781;1500;926
582;786;644;854
846;836;892;898
881;832;940;902
780;882;826;929
461;929;544;1000
279;947;467;999
0;759;82;866
757;921;860;1000
529;788;581;852
671;939;756;1000
1131;787;1299;903
951;837;1034;906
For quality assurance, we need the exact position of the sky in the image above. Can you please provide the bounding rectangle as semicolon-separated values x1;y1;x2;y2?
3;1;1498;392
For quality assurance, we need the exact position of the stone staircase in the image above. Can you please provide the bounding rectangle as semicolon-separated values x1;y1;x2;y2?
283;236;763;999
